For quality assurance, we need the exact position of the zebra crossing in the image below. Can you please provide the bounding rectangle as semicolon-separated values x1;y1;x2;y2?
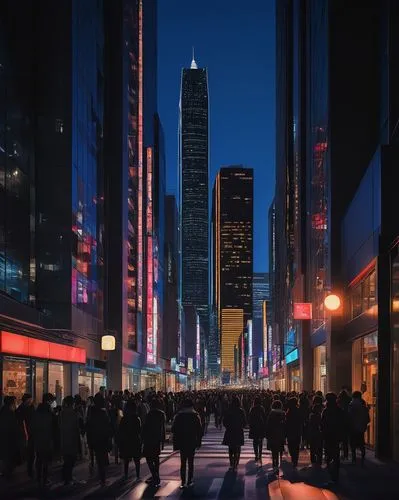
120;426;282;499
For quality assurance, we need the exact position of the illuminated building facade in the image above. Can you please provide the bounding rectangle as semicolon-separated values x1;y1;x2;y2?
221;309;244;375
179;54;209;347
104;0;158;389
252;273;269;375
163;195;179;361
0;0;108;403
104;0;143;390
274;0;381;394
212;167;253;376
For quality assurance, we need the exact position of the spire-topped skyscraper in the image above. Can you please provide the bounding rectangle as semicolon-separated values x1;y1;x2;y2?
179;52;209;361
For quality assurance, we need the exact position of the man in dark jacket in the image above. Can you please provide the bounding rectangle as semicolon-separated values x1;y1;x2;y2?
321;392;344;482
142;398;166;487
60;396;81;485
348;391;370;465
172;398;203;488
16;393;35;477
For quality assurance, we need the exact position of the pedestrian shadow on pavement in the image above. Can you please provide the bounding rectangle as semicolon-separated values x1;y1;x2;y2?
217;470;245;499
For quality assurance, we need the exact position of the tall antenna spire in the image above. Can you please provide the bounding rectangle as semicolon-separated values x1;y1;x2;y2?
190;46;198;69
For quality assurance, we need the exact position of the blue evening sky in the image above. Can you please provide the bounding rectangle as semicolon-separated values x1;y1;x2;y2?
158;0;275;272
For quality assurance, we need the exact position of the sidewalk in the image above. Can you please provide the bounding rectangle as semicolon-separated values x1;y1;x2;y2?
275;448;399;500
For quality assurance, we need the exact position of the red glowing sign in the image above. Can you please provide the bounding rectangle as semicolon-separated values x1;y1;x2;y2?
293;303;312;320
0;331;86;363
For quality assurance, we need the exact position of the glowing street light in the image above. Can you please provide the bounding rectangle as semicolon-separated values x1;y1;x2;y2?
101;335;116;351
324;294;341;311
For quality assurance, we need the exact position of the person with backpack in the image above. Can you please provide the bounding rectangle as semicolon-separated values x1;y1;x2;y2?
348;391;370;466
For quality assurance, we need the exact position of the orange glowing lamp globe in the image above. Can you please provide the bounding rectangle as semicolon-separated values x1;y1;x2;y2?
324;294;341;311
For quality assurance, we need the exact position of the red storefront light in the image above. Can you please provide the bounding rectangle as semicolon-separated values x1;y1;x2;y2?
0;331;86;364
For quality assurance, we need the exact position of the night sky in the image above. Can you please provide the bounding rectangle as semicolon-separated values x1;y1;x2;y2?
158;0;275;272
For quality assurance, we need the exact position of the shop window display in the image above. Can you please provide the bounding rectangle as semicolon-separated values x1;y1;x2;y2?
352;332;377;448
48;362;71;406
2;357;30;403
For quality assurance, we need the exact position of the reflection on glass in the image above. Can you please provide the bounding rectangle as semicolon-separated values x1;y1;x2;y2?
35;361;46;405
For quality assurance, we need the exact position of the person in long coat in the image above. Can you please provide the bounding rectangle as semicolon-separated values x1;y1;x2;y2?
266;400;285;473
222;396;246;471
0;396;22;480
59;396;81;485
142;398;166;487
248;396;267;465
86;393;113;487
172;398;203;488
285;397;302;468
32;393;58;488
117;400;142;480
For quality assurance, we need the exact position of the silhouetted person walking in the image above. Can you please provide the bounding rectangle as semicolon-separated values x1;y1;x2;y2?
348;391;370;466
143;398;166;487
222;396;246;471
172;398;203;488
266;400;285;474
285;397;302;468
117;400;142;480
86;394;113;487
248;396;266;466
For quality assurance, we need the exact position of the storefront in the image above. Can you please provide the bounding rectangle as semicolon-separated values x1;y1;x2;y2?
0;330;86;404
122;366;141;393
285;348;300;392
141;368;162;391
313;344;327;394
352;331;378;448
78;361;107;401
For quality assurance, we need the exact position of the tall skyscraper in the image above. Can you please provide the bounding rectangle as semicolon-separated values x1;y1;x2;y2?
163;195;179;362
252;273;269;373
212;167;253;375
179;51;209;359
104;0;158;389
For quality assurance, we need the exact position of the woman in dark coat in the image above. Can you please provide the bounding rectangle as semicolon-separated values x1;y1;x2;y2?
86;394;113;487
222;396;246;471
248;396;266;465
142;398;166;487
117;400;142;480
266;400;285;473
285;397;302;468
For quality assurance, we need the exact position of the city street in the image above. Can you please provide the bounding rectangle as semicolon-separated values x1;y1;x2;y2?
2;424;399;499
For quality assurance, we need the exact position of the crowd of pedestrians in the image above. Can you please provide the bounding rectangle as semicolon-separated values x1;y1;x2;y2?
0;386;370;489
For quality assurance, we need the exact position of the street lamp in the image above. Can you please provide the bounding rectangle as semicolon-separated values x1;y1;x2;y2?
324;294;341;312
101;335;116;351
